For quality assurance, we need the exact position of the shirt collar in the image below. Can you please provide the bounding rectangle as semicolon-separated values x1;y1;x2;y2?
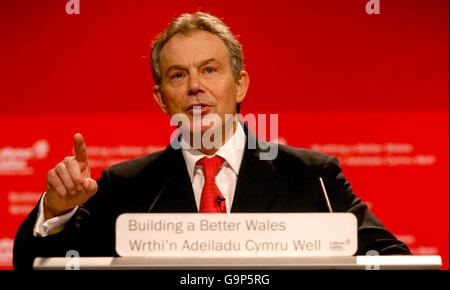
181;122;246;181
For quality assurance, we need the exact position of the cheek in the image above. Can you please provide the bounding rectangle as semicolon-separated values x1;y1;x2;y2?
162;89;185;112
210;80;238;107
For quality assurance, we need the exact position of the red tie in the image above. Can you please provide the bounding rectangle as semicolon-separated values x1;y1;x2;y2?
197;156;227;213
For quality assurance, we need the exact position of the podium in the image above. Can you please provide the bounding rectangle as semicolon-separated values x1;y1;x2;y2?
33;255;442;270
31;214;443;270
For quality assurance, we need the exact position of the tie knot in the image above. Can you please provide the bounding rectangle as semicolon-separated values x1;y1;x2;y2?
197;156;225;178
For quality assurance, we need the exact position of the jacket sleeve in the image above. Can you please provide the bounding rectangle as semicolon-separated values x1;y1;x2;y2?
323;155;412;255
13;169;115;270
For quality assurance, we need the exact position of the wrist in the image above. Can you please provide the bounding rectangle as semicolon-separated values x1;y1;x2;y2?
43;196;72;221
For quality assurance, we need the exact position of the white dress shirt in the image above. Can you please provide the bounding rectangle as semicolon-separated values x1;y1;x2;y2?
33;194;78;237
34;123;246;237
180;122;246;213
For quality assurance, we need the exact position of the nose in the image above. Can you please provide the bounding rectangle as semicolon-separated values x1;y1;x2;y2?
188;72;204;95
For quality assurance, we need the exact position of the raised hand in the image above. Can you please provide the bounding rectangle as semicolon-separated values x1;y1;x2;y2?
44;133;98;220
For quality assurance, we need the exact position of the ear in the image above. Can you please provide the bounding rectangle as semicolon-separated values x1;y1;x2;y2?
235;71;250;104
153;85;169;114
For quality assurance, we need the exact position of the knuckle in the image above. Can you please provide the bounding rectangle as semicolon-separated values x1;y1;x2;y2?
56;187;67;197
70;158;81;169
55;162;65;172
75;176;83;184
69;164;83;184
66;181;74;190
47;169;55;179
51;177;63;189
63;156;73;163
47;174;59;186
68;157;77;165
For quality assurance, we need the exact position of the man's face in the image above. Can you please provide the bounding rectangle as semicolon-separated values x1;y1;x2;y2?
153;30;249;136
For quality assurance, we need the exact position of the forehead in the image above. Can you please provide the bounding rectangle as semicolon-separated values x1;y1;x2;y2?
160;30;229;69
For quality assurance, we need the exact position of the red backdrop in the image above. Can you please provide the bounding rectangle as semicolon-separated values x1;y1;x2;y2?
0;0;448;269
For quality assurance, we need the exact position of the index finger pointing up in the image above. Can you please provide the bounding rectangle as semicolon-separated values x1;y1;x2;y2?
74;133;89;163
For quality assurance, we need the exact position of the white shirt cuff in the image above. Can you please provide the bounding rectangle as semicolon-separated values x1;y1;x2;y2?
33;192;79;237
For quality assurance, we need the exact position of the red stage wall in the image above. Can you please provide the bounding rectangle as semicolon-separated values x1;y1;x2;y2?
0;0;448;269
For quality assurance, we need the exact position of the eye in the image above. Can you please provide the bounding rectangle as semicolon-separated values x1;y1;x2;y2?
204;67;216;74
173;72;184;79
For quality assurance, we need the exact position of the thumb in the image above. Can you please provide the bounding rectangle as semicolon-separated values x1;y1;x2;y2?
82;178;98;195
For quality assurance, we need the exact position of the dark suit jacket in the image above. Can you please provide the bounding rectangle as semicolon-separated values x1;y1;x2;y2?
13;126;411;269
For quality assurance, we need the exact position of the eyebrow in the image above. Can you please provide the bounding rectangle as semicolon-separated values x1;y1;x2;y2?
166;58;218;74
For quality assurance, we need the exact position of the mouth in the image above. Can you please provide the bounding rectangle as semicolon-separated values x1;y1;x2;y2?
186;103;213;115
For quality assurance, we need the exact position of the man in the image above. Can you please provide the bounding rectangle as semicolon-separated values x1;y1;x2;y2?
13;12;411;270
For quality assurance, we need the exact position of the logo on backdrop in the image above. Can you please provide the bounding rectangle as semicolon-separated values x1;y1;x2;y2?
0;238;13;267
0;140;50;175
310;143;436;167
8;191;42;216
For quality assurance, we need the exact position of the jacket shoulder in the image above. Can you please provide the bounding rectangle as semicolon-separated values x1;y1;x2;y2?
276;144;338;168
103;149;167;179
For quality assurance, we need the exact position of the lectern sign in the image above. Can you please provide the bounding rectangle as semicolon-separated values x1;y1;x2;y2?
115;213;357;257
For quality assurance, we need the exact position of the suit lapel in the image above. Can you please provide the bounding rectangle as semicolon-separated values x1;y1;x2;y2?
149;124;279;213
231;125;278;212
148;144;198;213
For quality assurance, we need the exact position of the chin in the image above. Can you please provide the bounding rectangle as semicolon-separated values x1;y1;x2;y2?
191;124;218;135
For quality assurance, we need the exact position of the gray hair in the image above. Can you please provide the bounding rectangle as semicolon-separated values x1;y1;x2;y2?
151;12;244;86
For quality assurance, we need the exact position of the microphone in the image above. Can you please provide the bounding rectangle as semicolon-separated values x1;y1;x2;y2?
319;177;333;213
216;195;226;213
148;178;170;213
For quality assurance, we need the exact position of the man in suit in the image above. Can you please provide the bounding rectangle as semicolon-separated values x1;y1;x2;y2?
13;12;411;270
